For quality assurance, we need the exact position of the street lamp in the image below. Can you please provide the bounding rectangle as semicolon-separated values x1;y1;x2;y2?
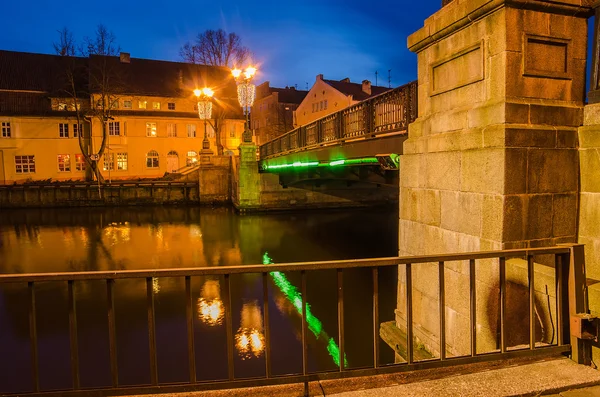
231;66;257;143
193;87;214;151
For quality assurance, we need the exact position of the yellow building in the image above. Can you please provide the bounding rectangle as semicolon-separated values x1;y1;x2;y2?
0;50;245;184
294;74;391;127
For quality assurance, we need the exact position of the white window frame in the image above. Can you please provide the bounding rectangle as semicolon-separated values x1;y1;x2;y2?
146;122;157;137
73;123;82;138
59;123;69;138
116;152;128;170
75;154;86;171
57;154;71;172
186;151;198;166
146;150;160;168
103;153;115;171
1;122;11;138
15;155;35;174
153;102;161;110
123;100;132;109
186;124;196;138
167;123;177;137
108;121;120;136
167;102;175;110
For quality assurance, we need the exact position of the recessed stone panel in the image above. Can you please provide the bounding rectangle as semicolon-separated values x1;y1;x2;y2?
523;35;570;79
431;42;484;96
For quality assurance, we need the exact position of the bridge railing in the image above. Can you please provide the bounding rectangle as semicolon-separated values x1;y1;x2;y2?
259;80;418;159
0;245;585;397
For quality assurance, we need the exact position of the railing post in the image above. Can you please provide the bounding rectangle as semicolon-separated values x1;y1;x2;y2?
559;244;591;365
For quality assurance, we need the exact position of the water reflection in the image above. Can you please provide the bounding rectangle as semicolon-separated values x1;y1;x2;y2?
197;279;224;326
235;301;265;360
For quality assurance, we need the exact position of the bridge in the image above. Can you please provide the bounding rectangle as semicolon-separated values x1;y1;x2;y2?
257;81;417;188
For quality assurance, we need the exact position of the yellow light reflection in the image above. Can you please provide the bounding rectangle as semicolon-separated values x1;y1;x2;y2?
152;277;160;294
197;279;224;326
235;301;265;360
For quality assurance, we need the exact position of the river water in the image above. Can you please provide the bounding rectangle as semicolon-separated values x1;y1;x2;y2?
0;206;399;392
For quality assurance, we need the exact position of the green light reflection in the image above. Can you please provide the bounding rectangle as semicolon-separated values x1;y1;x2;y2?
263;252;348;368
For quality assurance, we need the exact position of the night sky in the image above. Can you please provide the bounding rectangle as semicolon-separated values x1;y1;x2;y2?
0;1;439;89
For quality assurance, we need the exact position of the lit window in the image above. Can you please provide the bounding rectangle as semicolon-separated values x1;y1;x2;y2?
58;154;71;172
146;122;157;137
59;123;69;138
2;122;11;138
153;102;161;110
167;123;177;137
123;100;132;109
103;153;114;171
108;121;120;136
15;155;35;173
146;150;159;168
139;101;147;109
186;124;196;138
186;151;198;166
111;100;119;109
168;102;175;110
75;154;86;171
58;103;67;111
116;152;128;170
73;123;82;138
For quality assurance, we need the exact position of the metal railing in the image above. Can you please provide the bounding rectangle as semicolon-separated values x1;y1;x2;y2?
0;245;584;397
259;80;418;159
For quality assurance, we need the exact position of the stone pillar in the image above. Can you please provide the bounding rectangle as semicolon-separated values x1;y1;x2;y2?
236;143;261;211
398;0;592;357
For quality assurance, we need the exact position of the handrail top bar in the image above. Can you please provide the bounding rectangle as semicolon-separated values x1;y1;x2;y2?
0;246;570;283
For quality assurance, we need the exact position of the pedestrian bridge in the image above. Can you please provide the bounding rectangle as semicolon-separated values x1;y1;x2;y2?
257;81;417;187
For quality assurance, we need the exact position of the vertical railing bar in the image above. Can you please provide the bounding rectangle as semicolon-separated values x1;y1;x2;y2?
28;281;39;392
499;257;507;353
372;267;380;369
68;280;80;390
528;255;535;350
406;263;413;365
470;259;476;357
337;269;345;372
224;274;235;381
438;261;446;360
556;254;563;346
107;279;118;387
262;272;272;378
185;276;196;383
301;270;308;396
146;277;158;385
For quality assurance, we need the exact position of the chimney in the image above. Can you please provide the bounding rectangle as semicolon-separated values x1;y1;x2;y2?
341;77;350;83
119;52;130;63
362;80;372;95
316;74;323;81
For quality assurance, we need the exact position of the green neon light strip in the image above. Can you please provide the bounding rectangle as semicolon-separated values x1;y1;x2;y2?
265;157;379;171
263;252;348;368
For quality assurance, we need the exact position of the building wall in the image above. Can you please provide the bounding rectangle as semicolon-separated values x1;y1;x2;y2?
0;94;244;184
294;79;354;127
252;93;297;145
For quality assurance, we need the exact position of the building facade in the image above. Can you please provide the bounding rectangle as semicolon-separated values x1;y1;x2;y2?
294;74;391;127
251;82;307;145
0;50;245;184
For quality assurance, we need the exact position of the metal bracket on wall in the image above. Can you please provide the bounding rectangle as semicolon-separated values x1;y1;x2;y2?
571;313;600;343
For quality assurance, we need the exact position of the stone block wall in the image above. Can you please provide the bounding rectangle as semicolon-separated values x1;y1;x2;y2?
399;0;591;357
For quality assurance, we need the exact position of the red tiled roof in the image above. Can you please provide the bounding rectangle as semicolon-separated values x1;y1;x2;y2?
323;79;391;101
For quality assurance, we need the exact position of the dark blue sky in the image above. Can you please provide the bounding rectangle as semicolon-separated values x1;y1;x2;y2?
1;1;439;89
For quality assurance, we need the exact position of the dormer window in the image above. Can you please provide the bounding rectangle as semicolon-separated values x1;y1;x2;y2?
58;103;67;111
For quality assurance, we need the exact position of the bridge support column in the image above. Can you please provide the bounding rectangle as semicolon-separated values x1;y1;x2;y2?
235;143;261;211
397;0;591;360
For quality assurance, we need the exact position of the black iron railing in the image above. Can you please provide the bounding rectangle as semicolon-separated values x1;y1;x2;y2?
259;80;418;160
0;245;585;397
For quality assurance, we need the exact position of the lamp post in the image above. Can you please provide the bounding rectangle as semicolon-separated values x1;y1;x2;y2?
231;66;257;143
194;87;214;163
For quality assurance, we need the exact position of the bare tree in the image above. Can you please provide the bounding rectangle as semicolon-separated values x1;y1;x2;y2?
180;29;251;155
179;29;250;68
54;24;122;183
53;27;76;56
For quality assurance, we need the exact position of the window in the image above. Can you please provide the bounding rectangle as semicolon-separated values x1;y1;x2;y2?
146;150;159;168
58;103;67;111
103;153;114;171
153;102;161;110
58;154;71;172
110;100;119;109
123;100;132;109
139;100;147;109
108;121;120;136
2;122;11;138
15;155;35;173
168;102;175;110
167;123;177;137
186;124;196;138
116;153;128;170
230;124;235;138
186;151;198;166
73;123;82;138
324;100;328;110
59;123;69;138
75;154;86;171
146;122;157;137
